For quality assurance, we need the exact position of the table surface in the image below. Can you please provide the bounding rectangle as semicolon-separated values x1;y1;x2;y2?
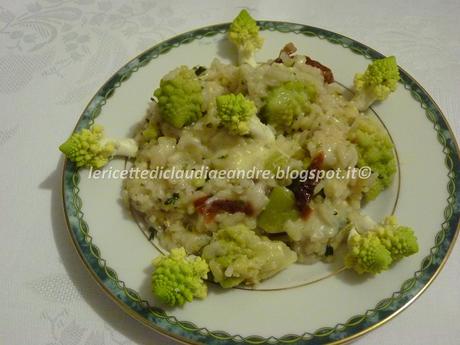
1;0;459;344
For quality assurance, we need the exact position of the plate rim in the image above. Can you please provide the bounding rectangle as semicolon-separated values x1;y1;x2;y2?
61;21;460;345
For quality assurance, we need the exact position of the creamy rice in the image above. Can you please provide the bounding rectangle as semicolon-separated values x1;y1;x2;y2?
123;55;383;262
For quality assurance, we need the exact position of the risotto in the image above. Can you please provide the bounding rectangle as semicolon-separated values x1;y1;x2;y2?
58;10;416;302
122;46;392;265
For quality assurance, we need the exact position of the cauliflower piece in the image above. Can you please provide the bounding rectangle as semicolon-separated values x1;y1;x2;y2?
345;216;418;274
348;116;396;201
247;115;275;142
154;66;203;128
352;56;400;111
216;93;256;135
151;247;209;306
228;9;264;66
201;224;297;288
262;81;316;130
59;124;138;168
348;211;377;233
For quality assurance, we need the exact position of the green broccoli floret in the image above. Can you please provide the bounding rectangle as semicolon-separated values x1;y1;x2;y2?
228;9;264;66
216;93;256;135
348;116;396;201
202;224;297;288
375;216;419;260
153;66;203;128
151;247;209;307
345;216;418;274
262;81;316;130
352;56;400;111
59;124;138;169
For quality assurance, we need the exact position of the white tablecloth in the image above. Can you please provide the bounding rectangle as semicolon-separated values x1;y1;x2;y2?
1;1;459;344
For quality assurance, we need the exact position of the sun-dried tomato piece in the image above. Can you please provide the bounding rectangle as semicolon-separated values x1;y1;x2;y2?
305;56;334;84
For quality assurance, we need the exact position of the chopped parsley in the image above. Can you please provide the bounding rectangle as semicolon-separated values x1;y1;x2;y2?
164;193;180;205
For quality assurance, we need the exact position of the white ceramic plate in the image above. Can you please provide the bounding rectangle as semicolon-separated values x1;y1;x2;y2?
62;22;460;345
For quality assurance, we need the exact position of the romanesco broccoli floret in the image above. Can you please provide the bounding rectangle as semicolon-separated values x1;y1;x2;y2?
153;66;203;128
348;116;396;201
375;216;419;260
345;229;392;274
216;93;256;135
345;217;418;274
201;224;297;288
228;9;264;66
59;124;138;168
352;56;400;111
262;81;316;130
151;247;209;307
345;230;392;274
